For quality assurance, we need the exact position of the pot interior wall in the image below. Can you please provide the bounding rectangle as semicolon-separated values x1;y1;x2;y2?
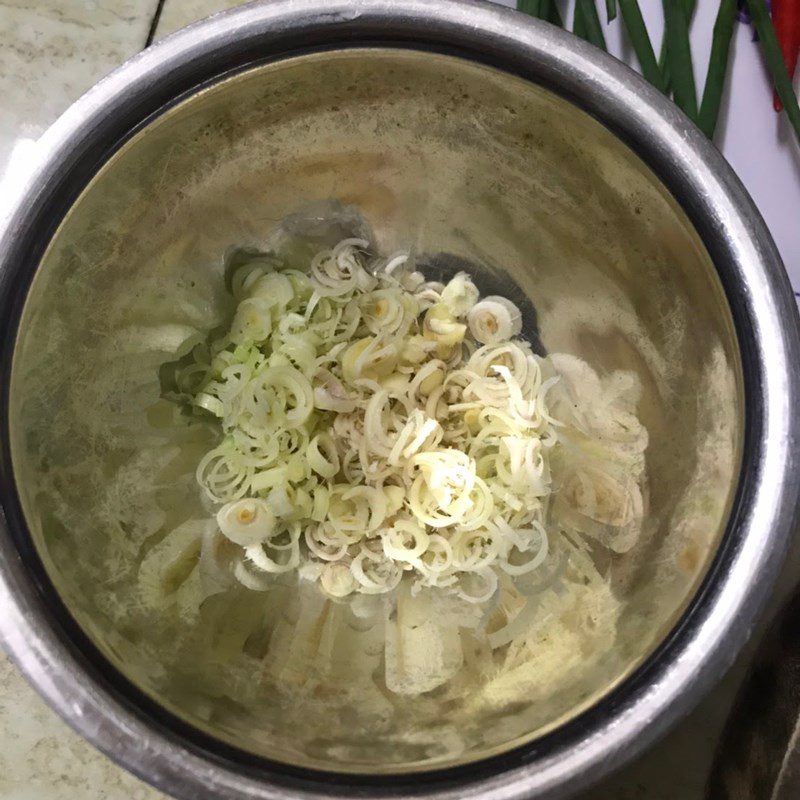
9;50;742;772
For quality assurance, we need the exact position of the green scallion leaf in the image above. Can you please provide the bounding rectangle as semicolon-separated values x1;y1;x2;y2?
574;2;589;40
606;0;617;23
517;0;542;15
518;0;563;26
745;0;800;143
660;0;696;93
697;0;736;138
663;0;698;119
576;0;608;50
618;0;665;91
545;0;565;27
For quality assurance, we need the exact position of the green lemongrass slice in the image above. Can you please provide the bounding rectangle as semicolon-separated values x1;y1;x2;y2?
517;0;542;15
697;0;736;138
576;0;608;50
573;0;589;40
618;0;665;91
660;0;696;93
518;0;563;26
663;0;698;119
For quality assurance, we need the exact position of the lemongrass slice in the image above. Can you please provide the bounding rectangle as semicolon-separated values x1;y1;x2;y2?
467;296;522;344
441;272;479;317
307;432;340;479
217;498;276;547
423;303;467;346
320;562;358;597
382;520;430;562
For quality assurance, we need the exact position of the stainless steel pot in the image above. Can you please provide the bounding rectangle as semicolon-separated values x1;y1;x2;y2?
0;1;798;799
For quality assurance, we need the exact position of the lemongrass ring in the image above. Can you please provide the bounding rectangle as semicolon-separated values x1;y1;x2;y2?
456;568;499;604
320;562;357;597
307;433;340;479
382;520;430;562
233;557;275;591
499;522;549;576
216;498;275;546
383;253;409;275
441;272;479;317
245;539;299;574
467;296;522;345
305;525;348;561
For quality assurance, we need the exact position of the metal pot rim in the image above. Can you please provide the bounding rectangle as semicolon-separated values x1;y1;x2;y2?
0;2;798;799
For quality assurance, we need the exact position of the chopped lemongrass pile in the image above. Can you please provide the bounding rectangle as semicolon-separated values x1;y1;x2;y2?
166;238;647;609
178;240;557;601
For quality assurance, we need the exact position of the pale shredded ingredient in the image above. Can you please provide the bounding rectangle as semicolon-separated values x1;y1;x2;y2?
161;239;647;612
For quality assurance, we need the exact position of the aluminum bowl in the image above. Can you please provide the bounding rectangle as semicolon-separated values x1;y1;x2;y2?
0;1;798;799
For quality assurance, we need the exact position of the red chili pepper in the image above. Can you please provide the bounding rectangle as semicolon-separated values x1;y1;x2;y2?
772;0;800;111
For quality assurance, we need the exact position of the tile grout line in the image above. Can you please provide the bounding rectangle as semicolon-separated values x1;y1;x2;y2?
144;0;168;48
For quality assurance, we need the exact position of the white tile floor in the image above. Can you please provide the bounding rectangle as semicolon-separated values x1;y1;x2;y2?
0;0;158;177
0;2;798;799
